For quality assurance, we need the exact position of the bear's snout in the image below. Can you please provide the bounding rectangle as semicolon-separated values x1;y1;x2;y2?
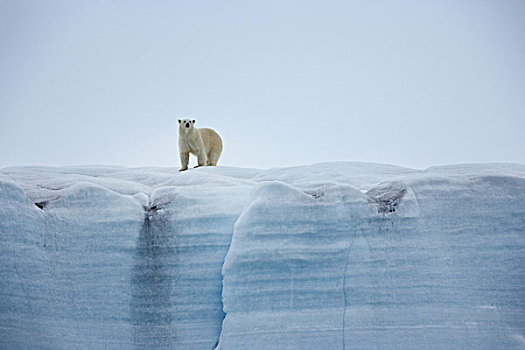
185;122;191;128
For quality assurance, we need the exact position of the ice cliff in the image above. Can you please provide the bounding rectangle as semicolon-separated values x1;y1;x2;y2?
1;162;524;349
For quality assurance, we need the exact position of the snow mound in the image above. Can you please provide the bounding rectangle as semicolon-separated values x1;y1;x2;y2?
1;162;524;349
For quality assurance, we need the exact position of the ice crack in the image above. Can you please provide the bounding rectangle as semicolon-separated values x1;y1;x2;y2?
130;197;175;348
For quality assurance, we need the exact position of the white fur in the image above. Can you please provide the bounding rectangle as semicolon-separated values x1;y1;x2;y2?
178;119;223;171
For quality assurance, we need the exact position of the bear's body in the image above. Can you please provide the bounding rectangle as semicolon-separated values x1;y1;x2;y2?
178;119;223;171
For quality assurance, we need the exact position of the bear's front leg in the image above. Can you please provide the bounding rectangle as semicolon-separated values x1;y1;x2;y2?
179;152;189;171
196;149;208;168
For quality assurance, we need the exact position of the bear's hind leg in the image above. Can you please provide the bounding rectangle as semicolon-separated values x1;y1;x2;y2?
207;151;220;166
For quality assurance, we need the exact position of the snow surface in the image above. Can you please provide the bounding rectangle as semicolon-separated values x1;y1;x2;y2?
0;162;524;349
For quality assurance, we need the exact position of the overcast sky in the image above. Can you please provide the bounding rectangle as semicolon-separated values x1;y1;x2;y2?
1;0;524;170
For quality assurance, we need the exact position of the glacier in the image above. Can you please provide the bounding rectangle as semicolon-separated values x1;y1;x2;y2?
0;162;524;349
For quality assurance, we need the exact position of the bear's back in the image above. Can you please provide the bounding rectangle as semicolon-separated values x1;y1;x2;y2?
198;128;223;153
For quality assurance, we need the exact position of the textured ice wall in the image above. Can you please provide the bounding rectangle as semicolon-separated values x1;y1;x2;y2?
1;163;524;349
0;175;144;348
220;181;373;349
218;165;525;349
134;181;252;349
0;167;254;349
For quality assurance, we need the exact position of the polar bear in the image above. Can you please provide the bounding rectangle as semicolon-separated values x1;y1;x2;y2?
178;119;223;171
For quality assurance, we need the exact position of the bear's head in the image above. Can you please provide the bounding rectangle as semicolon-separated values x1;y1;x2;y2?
178;119;196;132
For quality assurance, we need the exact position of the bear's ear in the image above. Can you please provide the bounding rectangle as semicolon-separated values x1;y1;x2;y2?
178;119;181;124
192;120;195;124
